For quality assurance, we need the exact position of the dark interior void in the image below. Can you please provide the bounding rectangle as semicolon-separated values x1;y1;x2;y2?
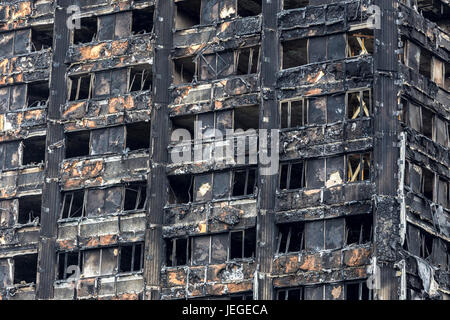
279;162;305;190
234;105;259;130
61;190;85;219
22;136;46;166
277;222;305;254
166;237;190;266
282;38;308;69
237;0;262;17
232;169;256;197
132;6;154;34
419;49;432;79
418;0;450;31
31;24;53;51
173;56;196;84
124;182;147;211
345;214;373;245
27;81;49;108
236;46;260;75
119;243;143;272
175;0;201;30
126;122;150;151
230;228;256;259
129;64;152;92
57;252;80;280
73;17;97;44
65;131;90;158
168;175;193;204
284;0;309;10
18;195;42;224
13;254;38;284
69;74;91;101
171;114;195;137
422;167;434;200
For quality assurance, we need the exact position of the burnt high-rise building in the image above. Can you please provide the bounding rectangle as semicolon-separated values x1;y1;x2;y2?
0;0;448;300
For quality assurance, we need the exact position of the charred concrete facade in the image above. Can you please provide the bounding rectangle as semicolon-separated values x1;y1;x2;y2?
0;0;448;300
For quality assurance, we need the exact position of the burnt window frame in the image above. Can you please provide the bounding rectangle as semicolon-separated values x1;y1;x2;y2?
344;214;373;246
276;221;305;254
279;161;305;191
280;97;308;129
344;280;372;300
345;152;372;183
68;73;93;101
118;242;145;274
60;190;86;219
17;194;42;226
123;182;148;212
346;89;372;120
283;0;309;10
166;229;257;267
346;30;375;58
276;287;305;300
231;167;257;198
235;45;261;75
57;251;82;281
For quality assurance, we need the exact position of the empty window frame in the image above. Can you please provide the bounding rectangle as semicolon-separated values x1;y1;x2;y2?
345;281;371;300
18;195;41;225
279;161;305;190
346;89;372;119
129;65;152;92
173;56;196;84
65;130;90;158
280;98;307;128
234;105;260;131
345;214;373;245
124;182;147;211
421;167;434;201
119;243;144;273
68;74;92;101
22;136;46;166
31;25;53;51
419;49;433;79
73;17;98;44
57;251;82;280
405;224;434;260
283;0;309;10
229;228;256;260
166;230;255;266
132;6;154;34
166;237;190;267
168;174;194;204
346;30;374;57
229;292;253;300
232;168;257;197
236;46;260;75
282;38;308;69
437;177;449;209
276;287;305;300
61;190;85;219
199;51;234;81
126;122;151;151
237;0;262;17
276;222;305;254
13;254;38;285
27;81;49;108
346;153;371;182
175;0;201;30
402;100;438;140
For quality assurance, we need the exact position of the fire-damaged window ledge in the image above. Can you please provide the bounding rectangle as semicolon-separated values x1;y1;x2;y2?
62;149;150;164
170;73;259;90
57;209;147;225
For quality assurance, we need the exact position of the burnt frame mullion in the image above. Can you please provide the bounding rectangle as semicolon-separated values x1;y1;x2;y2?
285;226;292;254
131;243;136;272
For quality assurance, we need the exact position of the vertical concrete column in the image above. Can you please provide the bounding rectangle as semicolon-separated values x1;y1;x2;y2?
257;0;280;300
143;0;173;300
373;0;401;300
37;0;71;299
